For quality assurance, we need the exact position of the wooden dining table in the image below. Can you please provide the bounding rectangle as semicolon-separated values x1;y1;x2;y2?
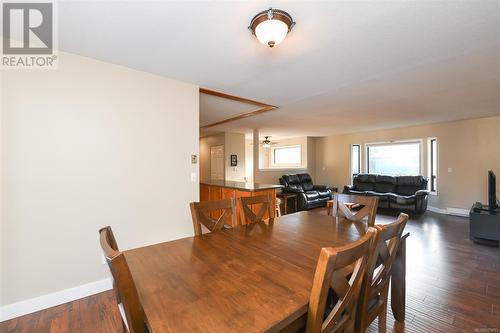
125;211;409;333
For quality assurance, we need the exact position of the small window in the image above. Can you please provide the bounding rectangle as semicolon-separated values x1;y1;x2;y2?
367;142;421;176
351;144;361;178
272;145;301;167
430;138;438;192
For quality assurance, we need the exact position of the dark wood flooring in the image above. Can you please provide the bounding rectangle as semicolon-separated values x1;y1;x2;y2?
2;210;499;333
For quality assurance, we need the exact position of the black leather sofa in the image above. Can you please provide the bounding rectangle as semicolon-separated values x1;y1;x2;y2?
343;174;429;214
279;173;333;210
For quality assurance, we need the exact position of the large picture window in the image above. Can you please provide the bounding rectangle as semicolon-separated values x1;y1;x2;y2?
351;144;361;179
367;142;421;176
271;145;302;167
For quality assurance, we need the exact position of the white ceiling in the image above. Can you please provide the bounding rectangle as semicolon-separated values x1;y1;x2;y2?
199;93;258;127
57;1;500;137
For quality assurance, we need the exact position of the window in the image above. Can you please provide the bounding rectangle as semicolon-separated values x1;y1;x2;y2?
430;138;438;192
367;142;421;176
351;144;361;178
271;145;301;167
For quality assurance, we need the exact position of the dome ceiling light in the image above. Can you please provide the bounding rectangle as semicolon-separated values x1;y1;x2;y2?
249;8;295;48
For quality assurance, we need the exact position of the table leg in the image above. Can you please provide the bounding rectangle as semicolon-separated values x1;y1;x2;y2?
284;196;288;215
391;235;406;330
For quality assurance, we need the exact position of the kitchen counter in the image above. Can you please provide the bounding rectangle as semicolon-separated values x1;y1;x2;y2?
200;180;282;192
199;181;282;225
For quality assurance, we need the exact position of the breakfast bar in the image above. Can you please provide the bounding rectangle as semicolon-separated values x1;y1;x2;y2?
200;180;282;225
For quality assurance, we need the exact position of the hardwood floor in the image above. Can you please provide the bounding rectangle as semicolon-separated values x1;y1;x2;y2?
1;211;499;333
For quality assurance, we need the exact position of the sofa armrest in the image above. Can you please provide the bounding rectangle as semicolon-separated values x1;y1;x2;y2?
343;185;354;193
312;185;328;190
415;189;430;197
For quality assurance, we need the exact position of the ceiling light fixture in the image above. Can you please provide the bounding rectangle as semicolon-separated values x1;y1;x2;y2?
249;8;295;48
262;136;272;148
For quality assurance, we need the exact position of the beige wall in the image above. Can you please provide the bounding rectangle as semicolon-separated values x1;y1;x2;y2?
199;132;247;183
224;133;246;182
1;51;199;305
245;138;254;183
315;116;500;210
255;137;316;184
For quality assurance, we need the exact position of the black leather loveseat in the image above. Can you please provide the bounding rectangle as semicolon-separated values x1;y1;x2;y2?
279;173;333;210
343;174;429;214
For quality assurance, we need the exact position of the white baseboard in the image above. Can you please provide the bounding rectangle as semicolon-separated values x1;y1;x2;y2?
427;206;447;214
428;206;470;217
0;278;112;322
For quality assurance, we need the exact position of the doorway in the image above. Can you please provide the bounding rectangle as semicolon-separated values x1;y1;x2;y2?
210;145;224;180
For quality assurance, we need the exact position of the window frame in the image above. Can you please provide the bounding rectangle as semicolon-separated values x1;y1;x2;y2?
429;138;438;194
270;144;302;168
365;140;423;176
350;144;361;182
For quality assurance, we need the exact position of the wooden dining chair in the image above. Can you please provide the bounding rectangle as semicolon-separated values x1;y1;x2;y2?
306;227;378;333
327;193;379;227
239;194;273;225
99;226;148;333
356;213;409;333
189;198;237;236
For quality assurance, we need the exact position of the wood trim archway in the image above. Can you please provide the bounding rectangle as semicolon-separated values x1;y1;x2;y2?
199;88;278;129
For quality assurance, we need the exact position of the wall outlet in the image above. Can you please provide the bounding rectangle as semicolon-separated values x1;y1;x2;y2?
190;172;197;182
448;167;453;173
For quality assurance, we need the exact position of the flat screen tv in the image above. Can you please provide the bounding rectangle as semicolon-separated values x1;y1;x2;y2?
489;170;499;209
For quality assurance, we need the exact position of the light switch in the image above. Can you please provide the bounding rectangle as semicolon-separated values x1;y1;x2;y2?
191;172;197;182
448;168;453;173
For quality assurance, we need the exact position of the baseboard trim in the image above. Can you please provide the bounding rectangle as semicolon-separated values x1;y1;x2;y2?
428;206;470;217
0;278;112;322
427;206;447;214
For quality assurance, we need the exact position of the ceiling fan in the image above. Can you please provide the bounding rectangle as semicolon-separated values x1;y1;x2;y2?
260;136;277;148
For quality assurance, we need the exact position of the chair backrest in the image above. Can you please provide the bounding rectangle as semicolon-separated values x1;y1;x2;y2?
189;198;237;236
99;226;147;333
330;193;379;227
239;195;273;225
357;213;409;332
306;228;377;333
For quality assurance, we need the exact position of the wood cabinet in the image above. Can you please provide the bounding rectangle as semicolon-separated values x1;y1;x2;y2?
199;183;278;226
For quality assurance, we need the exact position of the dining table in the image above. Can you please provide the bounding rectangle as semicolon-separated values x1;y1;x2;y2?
124;211;409;333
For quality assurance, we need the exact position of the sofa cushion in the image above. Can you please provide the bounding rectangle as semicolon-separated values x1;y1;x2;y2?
298;173;314;191
304;190;320;201
396;176;426;195
353;174;377;191
374;175;397;193
317;188;331;198
345;189;367;196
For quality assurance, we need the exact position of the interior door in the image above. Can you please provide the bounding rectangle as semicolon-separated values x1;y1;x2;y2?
210;145;224;180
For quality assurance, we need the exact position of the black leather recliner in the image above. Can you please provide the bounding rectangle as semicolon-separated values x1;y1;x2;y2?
343;174;429;214
279;173;333;210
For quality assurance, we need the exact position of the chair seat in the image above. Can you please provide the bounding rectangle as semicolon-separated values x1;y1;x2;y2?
317;189;331;197
305;191;320;200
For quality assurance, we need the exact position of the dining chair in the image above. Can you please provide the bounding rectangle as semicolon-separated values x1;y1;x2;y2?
306;227;378;333
189;198;237;236
327;193;379;227
99;226;148;333
356;213;409;333
239;194;273;225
